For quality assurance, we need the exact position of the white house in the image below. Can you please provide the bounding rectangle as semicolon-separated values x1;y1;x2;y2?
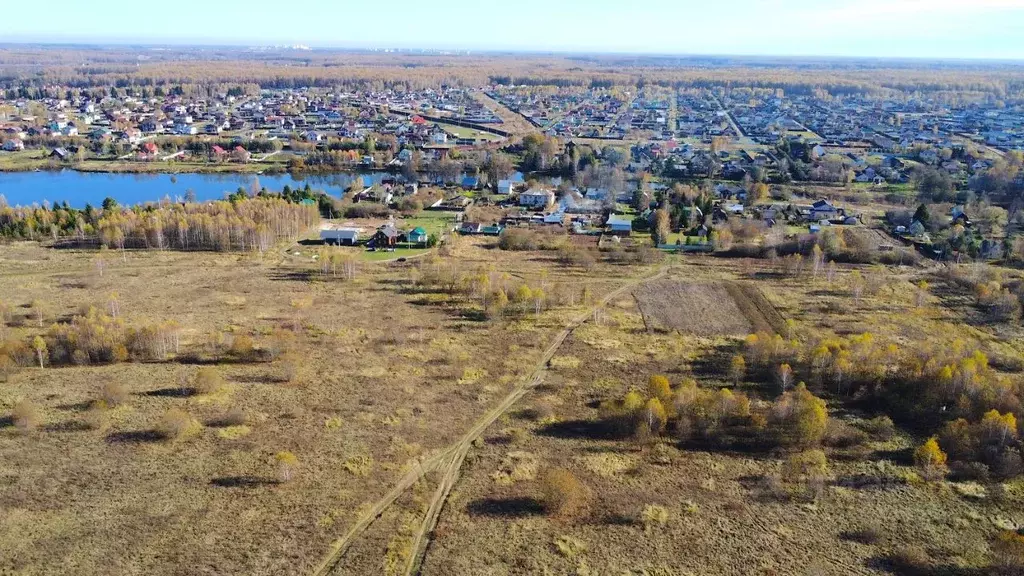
497;179;516;195
320;227;361;246
519;188;554;208
606;215;633;236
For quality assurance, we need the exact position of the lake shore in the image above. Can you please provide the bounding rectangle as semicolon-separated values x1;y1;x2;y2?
0;152;280;175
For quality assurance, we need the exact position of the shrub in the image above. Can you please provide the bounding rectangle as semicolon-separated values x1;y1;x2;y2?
770;383;828;447
823;420;869;448
782;449;829;499
229;334;256;361
156;409;201;441
886;546;932;575
859;416;896;441
275;451;299;483
193;368;226;395
842;525;882;545
647;375;672;404
217;406;248;427
343;455;374;476
913;437;948;481
101;381;128;407
993;529;1024;570
12;399;40;431
498;229;538;251
343;204;390;219
83;403;111;431
539;467;590;520
640;504;670;530
949;461;990;483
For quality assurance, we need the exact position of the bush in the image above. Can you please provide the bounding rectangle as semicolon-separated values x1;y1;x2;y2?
343;204;390;219
229;334;256;361
823;420;869;448
498;228;538;251
156;409;201;441
886;546;932;575
858;416;896;441
782;449;829;500
949;461;990;483
193;368;226;395
770;383;828;448
640;504;669;531
993;529;1024;571
842;525;882;545
913;437;949;482
539;467;590;520
275;451;299;483
101;381;128;407
216;406;248;427
12;399;40;431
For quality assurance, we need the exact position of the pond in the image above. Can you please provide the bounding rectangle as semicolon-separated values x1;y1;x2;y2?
0;169;541;209
0;170;393;208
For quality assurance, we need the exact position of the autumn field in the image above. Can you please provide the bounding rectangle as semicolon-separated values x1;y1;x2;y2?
3;211;1024;576
0;233;648;575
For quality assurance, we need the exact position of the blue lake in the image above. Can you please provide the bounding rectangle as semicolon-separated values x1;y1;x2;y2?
0;170;393;208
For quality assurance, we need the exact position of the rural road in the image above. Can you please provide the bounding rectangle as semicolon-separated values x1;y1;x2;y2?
313;265;669;576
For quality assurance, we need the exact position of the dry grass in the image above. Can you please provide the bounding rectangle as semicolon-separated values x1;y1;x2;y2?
0;237;648;575
417;256;1015;576
4;234;1019;576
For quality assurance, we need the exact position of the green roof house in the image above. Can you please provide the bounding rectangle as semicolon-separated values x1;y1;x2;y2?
407;227;428;244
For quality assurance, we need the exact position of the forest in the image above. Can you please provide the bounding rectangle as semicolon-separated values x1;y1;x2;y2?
3;47;1024;97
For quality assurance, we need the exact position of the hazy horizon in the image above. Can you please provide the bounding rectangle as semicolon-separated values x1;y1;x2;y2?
3;0;1024;60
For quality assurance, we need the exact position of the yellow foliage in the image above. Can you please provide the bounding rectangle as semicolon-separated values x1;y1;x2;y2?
648;375;671;403
643;398;667;434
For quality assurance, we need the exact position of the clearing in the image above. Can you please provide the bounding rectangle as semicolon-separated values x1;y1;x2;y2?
633;279;783;336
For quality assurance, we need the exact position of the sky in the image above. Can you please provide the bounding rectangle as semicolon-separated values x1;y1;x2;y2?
2;0;1023;60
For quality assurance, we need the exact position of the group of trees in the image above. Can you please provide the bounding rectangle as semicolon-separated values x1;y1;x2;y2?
599;374;829;451
744;327;1024;481
1;195;318;253
410;256;589;319
0;306;181;371
8;45;1023;97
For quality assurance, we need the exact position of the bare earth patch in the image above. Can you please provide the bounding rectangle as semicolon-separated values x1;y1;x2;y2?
634;280;775;336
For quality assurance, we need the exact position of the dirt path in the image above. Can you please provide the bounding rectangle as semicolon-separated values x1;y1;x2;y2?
312;266;668;576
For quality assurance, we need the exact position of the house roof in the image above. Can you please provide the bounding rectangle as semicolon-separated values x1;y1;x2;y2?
606;215;632;228
409;227;427;236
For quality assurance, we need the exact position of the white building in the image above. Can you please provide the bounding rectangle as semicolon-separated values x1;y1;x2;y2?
519;188;554;208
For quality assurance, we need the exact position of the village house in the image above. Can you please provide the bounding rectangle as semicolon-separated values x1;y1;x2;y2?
809;199;841;221
320;227;361;246
406;227;428;244
2;138;25;152
459;222;483;235
371;224;399;248
519;188;554;209
497;179;517;195
606;215;633;236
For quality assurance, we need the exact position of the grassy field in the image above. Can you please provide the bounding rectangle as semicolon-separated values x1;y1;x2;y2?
3;206;1024;575
359;247;431;262
400;211;460;237
436;123;504;143
0;235;643;575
